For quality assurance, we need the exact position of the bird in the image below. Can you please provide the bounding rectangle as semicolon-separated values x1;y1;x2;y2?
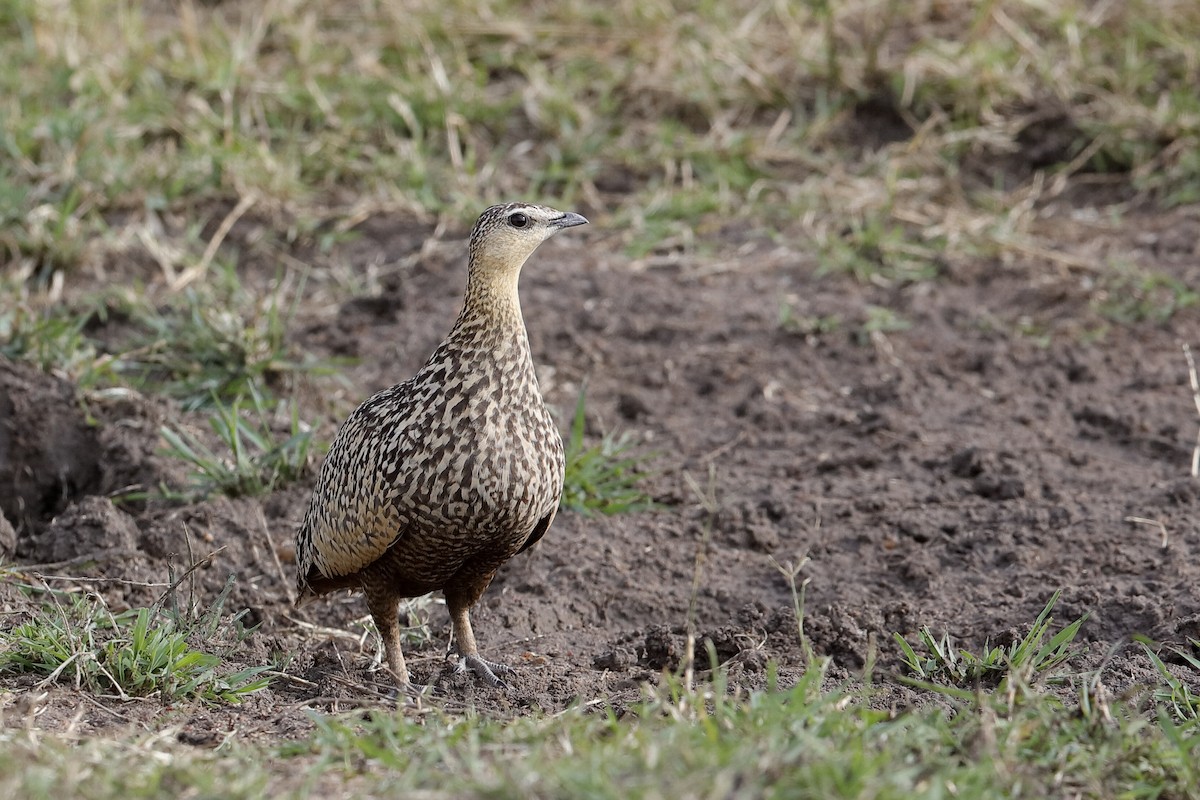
295;202;587;691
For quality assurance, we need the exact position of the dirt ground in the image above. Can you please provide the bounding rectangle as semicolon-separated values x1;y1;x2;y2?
1;191;1199;740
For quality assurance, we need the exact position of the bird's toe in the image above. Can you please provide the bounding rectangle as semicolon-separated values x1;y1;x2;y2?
386;680;435;708
459;654;513;688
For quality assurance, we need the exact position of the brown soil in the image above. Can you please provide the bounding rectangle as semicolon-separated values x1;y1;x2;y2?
2;199;1199;740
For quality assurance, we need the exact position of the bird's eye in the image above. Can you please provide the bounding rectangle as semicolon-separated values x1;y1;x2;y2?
508;212;529;229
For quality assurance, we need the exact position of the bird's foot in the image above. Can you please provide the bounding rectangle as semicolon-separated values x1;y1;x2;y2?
456;654;514;688
386;680;435;708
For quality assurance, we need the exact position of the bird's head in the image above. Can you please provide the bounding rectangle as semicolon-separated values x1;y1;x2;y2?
466;203;588;293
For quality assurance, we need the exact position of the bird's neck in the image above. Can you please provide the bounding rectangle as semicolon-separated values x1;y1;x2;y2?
446;271;530;356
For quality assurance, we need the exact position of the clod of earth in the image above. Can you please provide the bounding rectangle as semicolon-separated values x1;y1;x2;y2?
295;203;588;693
21;496;138;567
0;358;102;532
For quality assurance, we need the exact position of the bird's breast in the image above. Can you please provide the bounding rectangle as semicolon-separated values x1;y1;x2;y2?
391;365;563;537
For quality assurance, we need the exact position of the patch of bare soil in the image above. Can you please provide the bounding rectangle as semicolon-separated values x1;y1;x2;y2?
2;202;1199;740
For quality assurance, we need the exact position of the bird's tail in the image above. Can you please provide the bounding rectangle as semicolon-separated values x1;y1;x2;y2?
295;568;359;607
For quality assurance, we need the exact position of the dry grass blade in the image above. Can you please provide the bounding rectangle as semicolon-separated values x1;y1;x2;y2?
154;546;227;610
681;466;718;693
170;192;259;291
1184;342;1200;478
1124;516;1169;549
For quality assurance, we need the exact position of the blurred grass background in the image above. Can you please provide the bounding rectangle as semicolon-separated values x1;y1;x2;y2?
2;0;1198;283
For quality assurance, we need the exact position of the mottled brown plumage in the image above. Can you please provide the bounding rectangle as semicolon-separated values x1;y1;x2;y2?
295;202;587;689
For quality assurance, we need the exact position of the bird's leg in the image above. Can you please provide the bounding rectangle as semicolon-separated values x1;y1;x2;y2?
445;573;511;688
364;585;411;687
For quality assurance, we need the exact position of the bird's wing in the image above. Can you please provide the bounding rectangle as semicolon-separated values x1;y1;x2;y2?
299;384;422;580
308;488;410;578
516;506;557;555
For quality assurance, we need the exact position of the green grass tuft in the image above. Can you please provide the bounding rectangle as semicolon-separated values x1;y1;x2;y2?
1139;637;1200;723
159;391;322;499
1092;263;1200;325
894;590;1084;690
0;299;116;387
560;387;655;515
0;581;271;703
113;266;338;411
1;266;339;406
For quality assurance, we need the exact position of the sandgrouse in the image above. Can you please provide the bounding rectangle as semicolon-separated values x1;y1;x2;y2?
295;202;587;689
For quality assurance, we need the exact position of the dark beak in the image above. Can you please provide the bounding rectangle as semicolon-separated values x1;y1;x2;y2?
550;212;589;229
